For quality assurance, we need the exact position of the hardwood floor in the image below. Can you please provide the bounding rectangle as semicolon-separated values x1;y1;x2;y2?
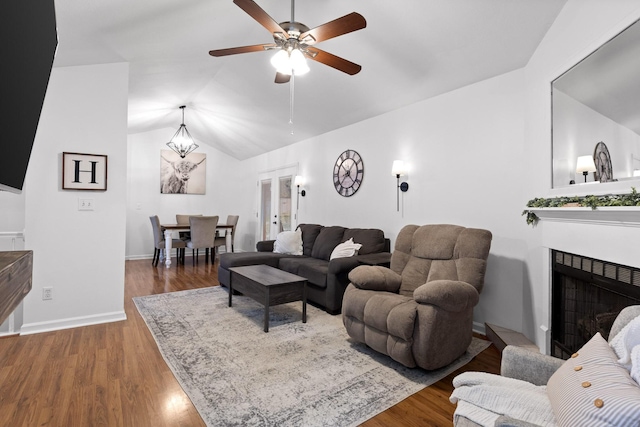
0;257;501;426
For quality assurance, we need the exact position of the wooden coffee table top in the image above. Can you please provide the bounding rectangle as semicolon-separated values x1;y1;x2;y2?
229;265;306;286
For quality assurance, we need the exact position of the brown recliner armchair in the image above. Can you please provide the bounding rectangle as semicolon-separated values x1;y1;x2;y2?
342;224;492;370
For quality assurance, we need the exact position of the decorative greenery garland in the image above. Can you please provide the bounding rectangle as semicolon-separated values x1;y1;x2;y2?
522;187;640;225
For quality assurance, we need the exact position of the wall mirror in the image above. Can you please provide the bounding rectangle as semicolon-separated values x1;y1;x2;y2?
552;18;640;188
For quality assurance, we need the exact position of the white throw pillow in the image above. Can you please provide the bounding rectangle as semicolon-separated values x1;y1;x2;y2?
609;313;640;384
273;229;303;255
330;238;362;260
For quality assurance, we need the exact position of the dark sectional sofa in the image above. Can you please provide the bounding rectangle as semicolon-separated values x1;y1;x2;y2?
218;224;391;314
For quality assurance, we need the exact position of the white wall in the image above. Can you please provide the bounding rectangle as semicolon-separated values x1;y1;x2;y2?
20;63;129;334
126;128;242;259
523;0;640;349
234;69;528;334
553;89;640;185
116;0;640;350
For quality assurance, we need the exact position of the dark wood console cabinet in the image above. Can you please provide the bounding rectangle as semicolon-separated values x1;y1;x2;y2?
0;251;33;325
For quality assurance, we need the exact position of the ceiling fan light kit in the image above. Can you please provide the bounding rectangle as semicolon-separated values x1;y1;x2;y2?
270;48;309;76
209;0;366;83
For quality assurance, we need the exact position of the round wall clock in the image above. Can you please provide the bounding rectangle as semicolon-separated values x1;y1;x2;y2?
593;141;613;182
333;149;364;197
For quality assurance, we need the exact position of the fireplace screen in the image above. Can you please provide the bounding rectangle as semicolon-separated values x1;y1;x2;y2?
551;250;640;359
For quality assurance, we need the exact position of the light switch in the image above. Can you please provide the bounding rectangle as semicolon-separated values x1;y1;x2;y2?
78;198;94;211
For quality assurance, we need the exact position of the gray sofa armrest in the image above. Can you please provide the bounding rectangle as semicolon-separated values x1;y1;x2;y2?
348;265;402;292
413;280;479;312
328;256;360;274
256;240;275;252
328;252;392;275
500;345;564;386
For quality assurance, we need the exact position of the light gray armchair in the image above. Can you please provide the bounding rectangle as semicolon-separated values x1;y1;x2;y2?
452;305;640;427
342;224;492;370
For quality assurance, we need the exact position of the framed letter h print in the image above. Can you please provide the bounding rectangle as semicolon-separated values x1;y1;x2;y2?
62;152;108;191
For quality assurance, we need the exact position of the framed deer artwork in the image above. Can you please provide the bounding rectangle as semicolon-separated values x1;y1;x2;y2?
160;150;206;194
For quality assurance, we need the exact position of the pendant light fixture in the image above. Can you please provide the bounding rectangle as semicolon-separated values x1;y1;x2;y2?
167;105;198;158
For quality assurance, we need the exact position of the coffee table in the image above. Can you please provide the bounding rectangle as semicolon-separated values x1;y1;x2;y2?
228;264;307;332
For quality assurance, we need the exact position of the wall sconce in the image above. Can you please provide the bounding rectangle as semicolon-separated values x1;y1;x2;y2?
392;160;409;212
576;155;596;182
295;175;306;207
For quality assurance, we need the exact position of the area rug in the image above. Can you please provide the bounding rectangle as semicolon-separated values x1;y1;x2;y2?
133;286;490;427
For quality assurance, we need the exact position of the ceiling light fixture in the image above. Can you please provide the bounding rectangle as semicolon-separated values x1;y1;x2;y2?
270;46;310;76
167;105;198;158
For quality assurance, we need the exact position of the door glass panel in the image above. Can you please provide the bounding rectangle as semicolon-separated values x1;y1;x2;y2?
279;176;292;232
260;180;271;241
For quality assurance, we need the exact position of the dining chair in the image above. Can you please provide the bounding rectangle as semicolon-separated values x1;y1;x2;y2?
149;215;186;266
176;214;202;241
186;216;219;265
214;215;239;256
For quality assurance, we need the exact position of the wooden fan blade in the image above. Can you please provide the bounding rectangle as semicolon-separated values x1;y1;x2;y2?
275;72;291;84
233;0;288;36
299;12;366;45
306;48;361;75
209;44;275;57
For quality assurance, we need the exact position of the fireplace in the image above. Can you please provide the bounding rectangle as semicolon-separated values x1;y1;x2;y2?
551;250;640;359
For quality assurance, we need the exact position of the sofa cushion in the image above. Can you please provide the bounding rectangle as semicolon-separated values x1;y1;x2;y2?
343;228;385;255
311;226;346;261
547;332;640;427
296;258;329;288
278;256;306;275
297;224;323;256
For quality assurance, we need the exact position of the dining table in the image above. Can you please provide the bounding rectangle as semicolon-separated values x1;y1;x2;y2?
160;223;234;268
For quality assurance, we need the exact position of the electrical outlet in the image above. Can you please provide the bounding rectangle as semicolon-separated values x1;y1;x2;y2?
42;287;53;300
78;198;94;211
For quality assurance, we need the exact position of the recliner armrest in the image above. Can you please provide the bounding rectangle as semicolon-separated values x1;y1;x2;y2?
500;345;564;386
413;280;479;312
347;265;401;292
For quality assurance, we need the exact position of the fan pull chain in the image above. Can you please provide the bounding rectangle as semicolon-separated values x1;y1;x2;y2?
289;72;295;134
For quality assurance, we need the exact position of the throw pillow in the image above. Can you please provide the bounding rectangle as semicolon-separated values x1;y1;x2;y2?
609;313;640;384
329;238;362;260
273;229;303;255
547;332;640;427
311;226;346;261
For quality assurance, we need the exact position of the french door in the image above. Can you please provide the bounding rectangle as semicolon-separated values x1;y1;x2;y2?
258;166;298;241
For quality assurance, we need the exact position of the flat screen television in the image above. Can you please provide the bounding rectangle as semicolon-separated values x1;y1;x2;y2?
0;0;58;194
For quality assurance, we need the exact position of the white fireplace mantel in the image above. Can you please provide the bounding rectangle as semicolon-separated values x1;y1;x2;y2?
528;206;640;227
531;206;640;355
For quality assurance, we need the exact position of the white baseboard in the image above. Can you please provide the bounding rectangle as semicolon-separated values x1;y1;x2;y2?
125;249;245;261
19;311;127;335
473;321;486;336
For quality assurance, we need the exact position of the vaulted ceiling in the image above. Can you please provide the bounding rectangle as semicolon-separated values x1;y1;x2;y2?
53;0;567;160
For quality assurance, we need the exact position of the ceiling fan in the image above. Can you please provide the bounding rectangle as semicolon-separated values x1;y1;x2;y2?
209;0;366;84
